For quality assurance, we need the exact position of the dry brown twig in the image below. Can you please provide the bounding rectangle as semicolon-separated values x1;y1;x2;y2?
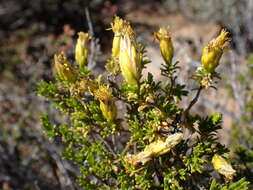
85;7;100;70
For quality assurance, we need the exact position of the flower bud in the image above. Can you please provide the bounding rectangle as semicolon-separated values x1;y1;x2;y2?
110;16;125;57
94;85;117;122
212;154;235;181
125;133;183;167
201;29;230;73
119;25;141;87
154;26;174;65
75;32;90;68
54;52;77;83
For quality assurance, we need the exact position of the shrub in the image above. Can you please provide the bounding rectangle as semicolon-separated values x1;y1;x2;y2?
37;16;250;189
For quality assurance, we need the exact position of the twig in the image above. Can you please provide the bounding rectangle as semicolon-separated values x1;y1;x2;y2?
185;86;203;113
121;136;134;155
111;134;117;153
85;7;98;70
85;8;94;36
95;134;117;158
92;172;110;186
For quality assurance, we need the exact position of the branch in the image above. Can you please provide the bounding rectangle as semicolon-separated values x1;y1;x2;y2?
85;7;94;36
185;86;203;113
121;136;134;155
85;7;99;70
95;134;117;158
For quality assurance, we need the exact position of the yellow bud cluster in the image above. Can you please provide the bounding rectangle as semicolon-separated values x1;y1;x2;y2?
54;52;77;83
201;29;230;73
154;26;174;65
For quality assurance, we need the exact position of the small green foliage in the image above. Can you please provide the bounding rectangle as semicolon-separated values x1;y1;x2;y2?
37;81;59;99
210;178;250;190
40;114;57;137
198;113;223;140
183;142;210;173
163;168;184;190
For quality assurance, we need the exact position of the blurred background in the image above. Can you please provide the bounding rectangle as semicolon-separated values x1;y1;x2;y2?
1;0;253;189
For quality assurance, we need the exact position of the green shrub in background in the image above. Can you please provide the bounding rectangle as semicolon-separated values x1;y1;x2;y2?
37;16;250;189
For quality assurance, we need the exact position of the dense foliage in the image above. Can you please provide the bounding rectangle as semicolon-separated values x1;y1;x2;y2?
37;16;250;189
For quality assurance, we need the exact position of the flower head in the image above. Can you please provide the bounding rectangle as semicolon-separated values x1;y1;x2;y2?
94;85;117;122
54;52;77;83
201;29;230;73
125;133;183;167
212;154;235;181
75;32;91;68
119;24;141;87
110;16;125;35
110;16;125;57
154;26;174;65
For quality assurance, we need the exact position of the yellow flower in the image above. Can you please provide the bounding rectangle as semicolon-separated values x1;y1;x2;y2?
109;17;141;86
110;16;125;57
212;154;236;181
54;52;77;83
75;32;91;68
125;133;183;167
119;24;141;87
93;85;117;122
201;29;230;73
154;26;174;65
